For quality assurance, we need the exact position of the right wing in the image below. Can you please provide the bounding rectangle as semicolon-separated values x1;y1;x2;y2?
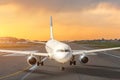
0;49;49;57
72;47;120;55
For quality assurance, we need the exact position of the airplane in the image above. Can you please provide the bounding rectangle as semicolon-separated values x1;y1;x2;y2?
1;16;120;70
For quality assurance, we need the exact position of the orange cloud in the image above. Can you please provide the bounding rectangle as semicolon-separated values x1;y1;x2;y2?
0;2;120;40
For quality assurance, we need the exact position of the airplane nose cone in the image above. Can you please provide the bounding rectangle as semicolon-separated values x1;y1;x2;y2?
56;53;67;59
54;52;72;63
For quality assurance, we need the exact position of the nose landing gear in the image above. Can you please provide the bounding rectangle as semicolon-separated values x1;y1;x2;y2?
60;67;65;71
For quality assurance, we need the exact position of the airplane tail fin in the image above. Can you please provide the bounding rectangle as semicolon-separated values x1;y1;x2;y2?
50;16;54;40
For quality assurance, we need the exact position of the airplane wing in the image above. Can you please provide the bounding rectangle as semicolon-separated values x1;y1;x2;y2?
72;47;120;55
0;49;49;56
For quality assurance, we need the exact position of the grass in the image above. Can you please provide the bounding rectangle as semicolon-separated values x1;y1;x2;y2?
72;41;120;48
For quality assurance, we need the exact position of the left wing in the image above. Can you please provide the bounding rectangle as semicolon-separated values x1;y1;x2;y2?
0;49;49;56
72;47;120;55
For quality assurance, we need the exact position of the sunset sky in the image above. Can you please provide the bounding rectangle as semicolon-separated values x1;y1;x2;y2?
0;0;120;40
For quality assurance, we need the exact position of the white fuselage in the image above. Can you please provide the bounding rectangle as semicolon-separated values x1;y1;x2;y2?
45;39;72;63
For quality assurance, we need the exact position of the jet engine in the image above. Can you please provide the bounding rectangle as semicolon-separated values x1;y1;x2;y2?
27;56;37;65
79;55;89;64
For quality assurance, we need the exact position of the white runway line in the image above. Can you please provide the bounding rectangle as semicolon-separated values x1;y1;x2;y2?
21;65;38;80
0;66;30;80
21;57;47;80
103;53;120;59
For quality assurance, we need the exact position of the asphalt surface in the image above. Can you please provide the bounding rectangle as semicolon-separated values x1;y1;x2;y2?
0;43;120;80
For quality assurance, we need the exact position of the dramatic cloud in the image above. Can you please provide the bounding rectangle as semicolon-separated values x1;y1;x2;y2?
0;0;120;12
0;0;120;40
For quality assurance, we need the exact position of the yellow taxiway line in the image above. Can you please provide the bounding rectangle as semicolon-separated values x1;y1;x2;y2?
0;66;30;80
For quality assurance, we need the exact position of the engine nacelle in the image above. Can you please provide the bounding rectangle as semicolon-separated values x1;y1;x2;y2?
79;55;89;64
27;56;37;65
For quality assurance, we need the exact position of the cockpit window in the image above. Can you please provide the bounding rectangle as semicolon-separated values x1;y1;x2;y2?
57;49;70;52
65;49;70;52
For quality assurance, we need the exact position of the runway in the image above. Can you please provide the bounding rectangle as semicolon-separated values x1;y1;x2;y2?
0;43;120;80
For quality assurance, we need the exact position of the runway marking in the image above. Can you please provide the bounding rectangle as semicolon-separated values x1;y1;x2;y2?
0;66;30;80
21;65;38;80
103;53;120;59
21;57;47;80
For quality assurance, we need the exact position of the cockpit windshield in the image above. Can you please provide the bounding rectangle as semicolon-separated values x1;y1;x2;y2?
57;49;70;52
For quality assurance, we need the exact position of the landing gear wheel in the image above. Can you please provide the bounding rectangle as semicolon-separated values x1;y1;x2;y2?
73;61;76;65
60;67;65;71
69;61;76;65
70;61;72;65
40;62;44;66
37;62;40;66
37;62;44;66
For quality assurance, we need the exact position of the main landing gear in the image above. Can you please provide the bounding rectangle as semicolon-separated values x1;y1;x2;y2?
69;56;76;65
70;61;76;65
37;56;45;66
37;62;44;66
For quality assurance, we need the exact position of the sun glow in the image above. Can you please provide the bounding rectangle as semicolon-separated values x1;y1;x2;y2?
0;2;120;40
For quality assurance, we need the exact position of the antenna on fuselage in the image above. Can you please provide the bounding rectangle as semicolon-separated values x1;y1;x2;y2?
50;16;54;40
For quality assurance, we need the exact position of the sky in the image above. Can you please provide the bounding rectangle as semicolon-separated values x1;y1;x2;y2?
0;0;120;40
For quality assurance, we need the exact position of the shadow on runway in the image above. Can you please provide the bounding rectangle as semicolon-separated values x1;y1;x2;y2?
24;68;70;80
23;65;120;79
66;65;120;79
